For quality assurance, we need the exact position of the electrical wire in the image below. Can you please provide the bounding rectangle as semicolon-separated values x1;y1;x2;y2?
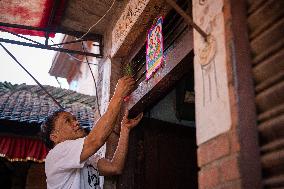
81;42;101;117
77;0;116;40
65;53;98;65
0;43;64;110
49;38;98;65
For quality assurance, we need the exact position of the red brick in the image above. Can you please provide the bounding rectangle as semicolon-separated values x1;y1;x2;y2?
219;180;242;189
230;131;240;153
219;155;241;183
198;134;230;166
198;166;219;189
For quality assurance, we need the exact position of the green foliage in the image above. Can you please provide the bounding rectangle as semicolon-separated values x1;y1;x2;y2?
123;62;134;76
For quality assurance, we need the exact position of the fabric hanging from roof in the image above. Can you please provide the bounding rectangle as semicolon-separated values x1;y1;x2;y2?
0;136;48;162
0;0;66;37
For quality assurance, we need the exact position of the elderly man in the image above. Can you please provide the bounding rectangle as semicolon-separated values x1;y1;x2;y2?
41;76;143;189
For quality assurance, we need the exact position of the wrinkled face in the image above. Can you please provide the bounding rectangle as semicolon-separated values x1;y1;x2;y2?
50;112;87;145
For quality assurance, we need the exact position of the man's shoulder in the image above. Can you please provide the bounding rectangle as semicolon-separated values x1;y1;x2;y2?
46;138;85;160
55;137;85;150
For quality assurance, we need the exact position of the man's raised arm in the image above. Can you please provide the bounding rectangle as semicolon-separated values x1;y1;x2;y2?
80;76;135;162
97;110;143;175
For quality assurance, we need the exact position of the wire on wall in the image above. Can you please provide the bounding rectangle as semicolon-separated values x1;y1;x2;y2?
81;42;101;117
77;0;116;40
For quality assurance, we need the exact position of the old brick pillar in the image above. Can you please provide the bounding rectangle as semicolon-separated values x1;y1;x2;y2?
104;57;123;189
192;0;262;188
97;56;123;189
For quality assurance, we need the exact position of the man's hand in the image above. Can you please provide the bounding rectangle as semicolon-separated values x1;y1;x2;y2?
81;77;134;163
121;110;143;130
96;110;143;176
114;76;135;99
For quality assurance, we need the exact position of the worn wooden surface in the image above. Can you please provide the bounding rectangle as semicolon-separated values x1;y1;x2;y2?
248;0;284;187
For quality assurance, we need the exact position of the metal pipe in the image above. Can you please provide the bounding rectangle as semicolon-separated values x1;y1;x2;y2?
0;37;102;58
165;0;208;40
48;39;86;47
49;39;98;65
0;21;102;42
0;28;42;45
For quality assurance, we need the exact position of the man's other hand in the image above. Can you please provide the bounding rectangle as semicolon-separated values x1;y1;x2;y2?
121;110;143;130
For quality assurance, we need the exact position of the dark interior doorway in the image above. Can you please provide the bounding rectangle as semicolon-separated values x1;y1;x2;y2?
0;158;30;189
118;118;197;189
118;63;197;189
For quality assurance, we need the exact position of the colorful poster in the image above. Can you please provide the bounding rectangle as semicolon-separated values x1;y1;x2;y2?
146;17;163;79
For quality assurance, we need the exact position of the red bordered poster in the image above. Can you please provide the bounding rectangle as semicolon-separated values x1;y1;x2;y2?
146;17;163;80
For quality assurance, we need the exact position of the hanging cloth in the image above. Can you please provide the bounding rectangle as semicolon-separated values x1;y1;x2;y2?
0;135;49;163
0;0;66;37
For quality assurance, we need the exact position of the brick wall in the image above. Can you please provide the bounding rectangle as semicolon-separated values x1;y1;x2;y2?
198;132;242;189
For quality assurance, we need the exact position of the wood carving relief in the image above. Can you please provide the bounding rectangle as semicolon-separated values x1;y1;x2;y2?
111;0;150;56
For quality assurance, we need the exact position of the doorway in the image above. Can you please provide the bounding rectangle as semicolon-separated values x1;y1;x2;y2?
118;71;197;189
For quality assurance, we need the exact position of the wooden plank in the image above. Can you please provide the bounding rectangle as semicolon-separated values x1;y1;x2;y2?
251;17;284;64
248;0;284;39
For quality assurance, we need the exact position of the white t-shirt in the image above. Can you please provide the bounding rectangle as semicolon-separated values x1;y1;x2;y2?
45;137;103;189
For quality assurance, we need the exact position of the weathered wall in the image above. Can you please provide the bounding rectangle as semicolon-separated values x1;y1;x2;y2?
248;0;284;187
193;0;231;145
193;0;261;188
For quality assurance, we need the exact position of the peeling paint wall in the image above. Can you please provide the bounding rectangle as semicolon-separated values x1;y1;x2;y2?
193;0;232;145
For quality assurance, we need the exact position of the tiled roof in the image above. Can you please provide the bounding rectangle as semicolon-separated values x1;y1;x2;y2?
0;82;98;129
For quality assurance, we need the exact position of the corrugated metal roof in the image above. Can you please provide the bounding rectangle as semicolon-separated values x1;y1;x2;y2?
0;82;98;129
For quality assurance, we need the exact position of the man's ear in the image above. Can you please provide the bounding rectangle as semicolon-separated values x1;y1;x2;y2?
50;133;58;144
